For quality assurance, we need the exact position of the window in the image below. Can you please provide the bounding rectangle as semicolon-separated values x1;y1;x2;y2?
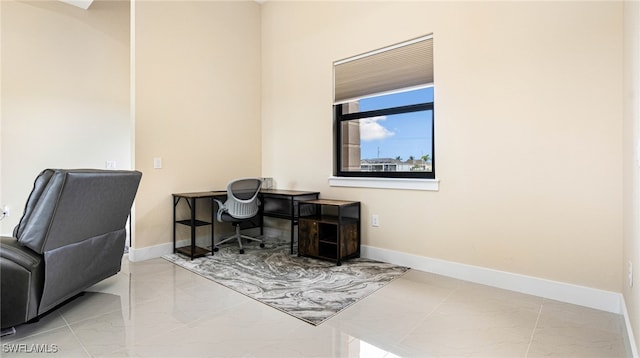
333;35;435;181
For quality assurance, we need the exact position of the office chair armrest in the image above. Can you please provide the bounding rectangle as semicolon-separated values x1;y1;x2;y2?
213;199;227;222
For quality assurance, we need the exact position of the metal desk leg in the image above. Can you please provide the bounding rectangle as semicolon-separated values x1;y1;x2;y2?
173;197;179;254
210;197;215;255
259;195;265;238
190;197;196;259
290;196;295;254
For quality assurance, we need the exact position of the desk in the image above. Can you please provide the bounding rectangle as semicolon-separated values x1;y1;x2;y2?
208;189;320;254
259;189;320;253
172;192;216;259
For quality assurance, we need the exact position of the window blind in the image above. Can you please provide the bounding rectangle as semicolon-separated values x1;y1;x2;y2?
334;35;433;104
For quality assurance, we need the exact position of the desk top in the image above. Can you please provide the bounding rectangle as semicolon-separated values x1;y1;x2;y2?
172;191;220;199
300;199;359;207
260;189;320;196
173;189;319;199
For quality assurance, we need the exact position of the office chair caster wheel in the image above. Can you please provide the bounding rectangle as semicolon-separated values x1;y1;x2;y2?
239;249;245;254
213;247;219;252
259;243;265;248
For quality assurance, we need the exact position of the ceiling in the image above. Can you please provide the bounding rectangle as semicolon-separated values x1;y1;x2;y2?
59;0;94;10
58;0;266;10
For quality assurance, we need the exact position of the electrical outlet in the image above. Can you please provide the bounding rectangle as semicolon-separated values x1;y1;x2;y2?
2;206;9;217
629;261;634;288
371;214;379;227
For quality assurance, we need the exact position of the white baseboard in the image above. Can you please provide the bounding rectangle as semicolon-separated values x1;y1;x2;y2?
620;295;639;358
361;244;622;314
128;241;174;262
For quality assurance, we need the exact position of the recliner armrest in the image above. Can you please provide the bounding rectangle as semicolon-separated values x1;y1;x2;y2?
0;236;45;329
0;236;42;270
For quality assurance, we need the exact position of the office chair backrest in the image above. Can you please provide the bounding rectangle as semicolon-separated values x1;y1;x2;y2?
225;178;262;219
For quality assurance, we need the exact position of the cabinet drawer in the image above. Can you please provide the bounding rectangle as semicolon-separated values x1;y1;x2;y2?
298;219;319;256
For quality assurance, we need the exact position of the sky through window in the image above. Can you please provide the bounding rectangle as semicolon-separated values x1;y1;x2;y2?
358;87;433;161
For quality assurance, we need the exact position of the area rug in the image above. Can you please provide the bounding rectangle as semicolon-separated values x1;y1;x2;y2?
162;240;409;325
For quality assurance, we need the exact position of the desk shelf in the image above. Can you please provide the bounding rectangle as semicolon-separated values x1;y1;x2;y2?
176;219;211;227
175;245;210;258
298;199;360;266
172;192;215;260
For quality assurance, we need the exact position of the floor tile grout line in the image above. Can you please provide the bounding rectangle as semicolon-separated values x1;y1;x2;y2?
396;284;460;346
1;313;67;343
56;300;132;329
60;313;92;357
524;301;544;358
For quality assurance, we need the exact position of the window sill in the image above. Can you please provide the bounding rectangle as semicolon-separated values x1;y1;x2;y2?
328;176;439;191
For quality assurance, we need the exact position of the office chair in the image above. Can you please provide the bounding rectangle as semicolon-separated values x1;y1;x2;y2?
213;178;265;254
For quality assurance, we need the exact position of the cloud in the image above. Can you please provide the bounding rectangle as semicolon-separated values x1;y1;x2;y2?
360;116;395;141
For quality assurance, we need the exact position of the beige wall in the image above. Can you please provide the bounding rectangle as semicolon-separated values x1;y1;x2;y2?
1;0;636;350
261;1;624;292
1;1;634;338
0;0;262;249
623;0;640;351
0;0;131;235
133;0;262;250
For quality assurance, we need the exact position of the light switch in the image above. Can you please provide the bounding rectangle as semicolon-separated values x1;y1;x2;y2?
153;157;162;169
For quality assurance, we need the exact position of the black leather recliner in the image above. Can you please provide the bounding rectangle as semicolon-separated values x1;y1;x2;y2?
0;169;142;331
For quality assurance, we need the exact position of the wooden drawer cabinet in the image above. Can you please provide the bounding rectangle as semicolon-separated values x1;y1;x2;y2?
298;199;360;266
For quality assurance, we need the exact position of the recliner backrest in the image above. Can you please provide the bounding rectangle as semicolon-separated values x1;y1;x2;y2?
13;169;55;239
15;169;142;254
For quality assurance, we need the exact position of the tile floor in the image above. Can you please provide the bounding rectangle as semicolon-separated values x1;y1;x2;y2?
0;256;629;357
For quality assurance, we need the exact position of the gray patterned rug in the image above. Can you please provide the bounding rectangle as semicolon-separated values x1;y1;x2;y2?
162;239;409;325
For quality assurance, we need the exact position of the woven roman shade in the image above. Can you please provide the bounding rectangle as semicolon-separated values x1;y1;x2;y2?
334;35;433;104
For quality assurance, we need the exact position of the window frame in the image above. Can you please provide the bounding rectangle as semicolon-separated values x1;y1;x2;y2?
334;96;435;180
